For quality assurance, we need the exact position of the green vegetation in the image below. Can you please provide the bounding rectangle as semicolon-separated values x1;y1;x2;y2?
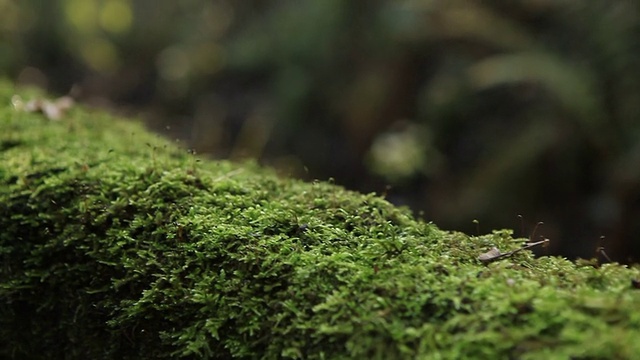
1;81;640;359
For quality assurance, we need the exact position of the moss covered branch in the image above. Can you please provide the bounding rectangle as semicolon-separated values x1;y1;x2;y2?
1;81;639;359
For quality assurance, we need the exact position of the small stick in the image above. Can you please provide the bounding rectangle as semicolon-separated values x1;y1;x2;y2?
517;214;524;238
478;238;550;263
596;236;612;263
529;221;544;242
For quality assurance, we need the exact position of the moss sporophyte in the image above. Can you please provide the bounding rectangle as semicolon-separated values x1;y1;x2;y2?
1;81;640;359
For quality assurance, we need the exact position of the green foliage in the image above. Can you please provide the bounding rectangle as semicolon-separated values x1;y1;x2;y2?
1;81;640;359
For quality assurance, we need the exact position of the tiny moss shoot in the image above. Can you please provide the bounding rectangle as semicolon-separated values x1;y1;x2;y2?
1;80;639;359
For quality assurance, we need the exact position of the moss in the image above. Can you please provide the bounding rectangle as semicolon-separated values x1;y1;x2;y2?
0;80;639;359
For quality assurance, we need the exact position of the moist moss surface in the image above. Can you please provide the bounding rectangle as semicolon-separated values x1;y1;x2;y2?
1;80;639;359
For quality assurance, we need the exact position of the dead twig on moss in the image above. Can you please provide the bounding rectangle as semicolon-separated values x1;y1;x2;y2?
478;238;550;263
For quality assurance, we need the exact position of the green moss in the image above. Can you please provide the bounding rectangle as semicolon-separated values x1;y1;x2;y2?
0;80;639;359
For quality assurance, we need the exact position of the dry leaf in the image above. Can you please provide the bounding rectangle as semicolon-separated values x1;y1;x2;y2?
12;95;75;120
477;247;503;262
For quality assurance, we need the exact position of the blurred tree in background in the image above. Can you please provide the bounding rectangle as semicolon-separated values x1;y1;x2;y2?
2;0;640;261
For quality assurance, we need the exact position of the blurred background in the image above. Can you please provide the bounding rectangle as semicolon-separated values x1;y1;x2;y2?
2;0;640;262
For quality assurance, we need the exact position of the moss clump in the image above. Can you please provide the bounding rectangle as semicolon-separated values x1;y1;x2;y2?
1;80;639;359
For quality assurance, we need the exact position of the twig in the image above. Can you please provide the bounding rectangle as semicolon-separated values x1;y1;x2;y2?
478;238;550;263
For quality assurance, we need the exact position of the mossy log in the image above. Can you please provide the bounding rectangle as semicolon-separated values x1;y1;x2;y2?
1;81;639;359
